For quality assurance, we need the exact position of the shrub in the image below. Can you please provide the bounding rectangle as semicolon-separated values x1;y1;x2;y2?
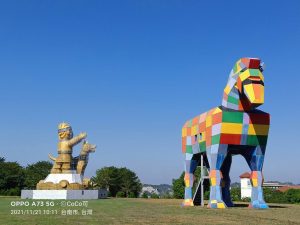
151;193;159;199
128;192;136;198
230;187;241;201
141;192;148;198
264;188;286;203
241;197;251;202
116;191;125;198
285;189;300;203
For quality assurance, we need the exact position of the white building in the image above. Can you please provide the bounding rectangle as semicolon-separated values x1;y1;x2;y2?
240;172;286;199
240;172;252;198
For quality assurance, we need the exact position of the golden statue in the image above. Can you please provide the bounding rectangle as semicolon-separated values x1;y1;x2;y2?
49;122;87;174
37;122;96;190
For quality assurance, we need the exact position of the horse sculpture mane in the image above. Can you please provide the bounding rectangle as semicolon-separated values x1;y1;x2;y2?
181;58;270;209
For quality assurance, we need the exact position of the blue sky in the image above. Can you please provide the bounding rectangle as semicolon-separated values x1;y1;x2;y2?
0;0;299;184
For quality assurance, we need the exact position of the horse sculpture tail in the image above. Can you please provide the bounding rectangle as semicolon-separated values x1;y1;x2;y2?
48;154;57;161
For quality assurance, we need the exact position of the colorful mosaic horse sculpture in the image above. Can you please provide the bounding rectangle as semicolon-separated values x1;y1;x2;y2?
181;58;270;209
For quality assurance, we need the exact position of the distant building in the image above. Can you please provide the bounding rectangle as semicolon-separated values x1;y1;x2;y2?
239;172;288;199
141;186;159;197
263;182;285;189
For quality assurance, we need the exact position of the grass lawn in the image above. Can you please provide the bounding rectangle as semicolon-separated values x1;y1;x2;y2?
0;197;299;225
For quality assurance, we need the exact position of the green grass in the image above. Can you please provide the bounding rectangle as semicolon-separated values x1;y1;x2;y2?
0;197;299;225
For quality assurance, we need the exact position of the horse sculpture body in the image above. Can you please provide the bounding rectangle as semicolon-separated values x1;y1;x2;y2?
181;58;270;209
74;141;96;175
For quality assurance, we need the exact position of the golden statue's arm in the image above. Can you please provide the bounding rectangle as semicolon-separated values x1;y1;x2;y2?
67;132;87;147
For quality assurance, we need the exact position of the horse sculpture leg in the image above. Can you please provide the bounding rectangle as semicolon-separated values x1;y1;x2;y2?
220;154;234;207
243;146;268;209
182;153;199;206
207;144;228;208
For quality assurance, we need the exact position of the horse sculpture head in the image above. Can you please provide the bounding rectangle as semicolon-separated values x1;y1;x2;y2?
80;140;96;155
222;58;265;111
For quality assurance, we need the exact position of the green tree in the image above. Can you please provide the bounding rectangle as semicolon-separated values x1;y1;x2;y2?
91;166;120;196
0;157;5;163
172;172;185;199
0;161;24;195
192;167;201;194
172;168;202;199
119;167;142;198
24;161;52;189
92;166;142;197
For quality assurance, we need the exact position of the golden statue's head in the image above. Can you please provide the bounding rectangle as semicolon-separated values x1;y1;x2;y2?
58;122;73;140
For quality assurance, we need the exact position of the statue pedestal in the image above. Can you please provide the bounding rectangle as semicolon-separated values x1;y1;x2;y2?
36;171;85;189
44;172;83;184
22;170;108;199
21;189;108;199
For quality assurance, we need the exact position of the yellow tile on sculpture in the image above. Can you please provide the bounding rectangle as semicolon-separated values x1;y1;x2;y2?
221;123;243;134
211;200;217;204
239;70;250;82
244;84;256;102
211;178;216;186
252;179;258;187
185;179;190;187
182;128;187;137
259;73;264;81
248;124;269;135
206;116;212;127
191;125;198;136
213;107;222;114
224;85;231;95
217;203;226;208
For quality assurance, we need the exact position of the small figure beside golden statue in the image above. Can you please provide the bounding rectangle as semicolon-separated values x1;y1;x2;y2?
37;122;96;190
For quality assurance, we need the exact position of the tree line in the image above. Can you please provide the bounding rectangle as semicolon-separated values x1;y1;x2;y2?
2;155;298;203
0;157;52;195
0;157;142;197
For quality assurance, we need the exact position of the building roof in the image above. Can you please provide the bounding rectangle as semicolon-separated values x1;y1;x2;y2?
239;172;251;179
263;182;285;187
277;185;300;192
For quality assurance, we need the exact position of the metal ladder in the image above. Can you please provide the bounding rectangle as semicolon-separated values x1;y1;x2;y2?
193;154;210;206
